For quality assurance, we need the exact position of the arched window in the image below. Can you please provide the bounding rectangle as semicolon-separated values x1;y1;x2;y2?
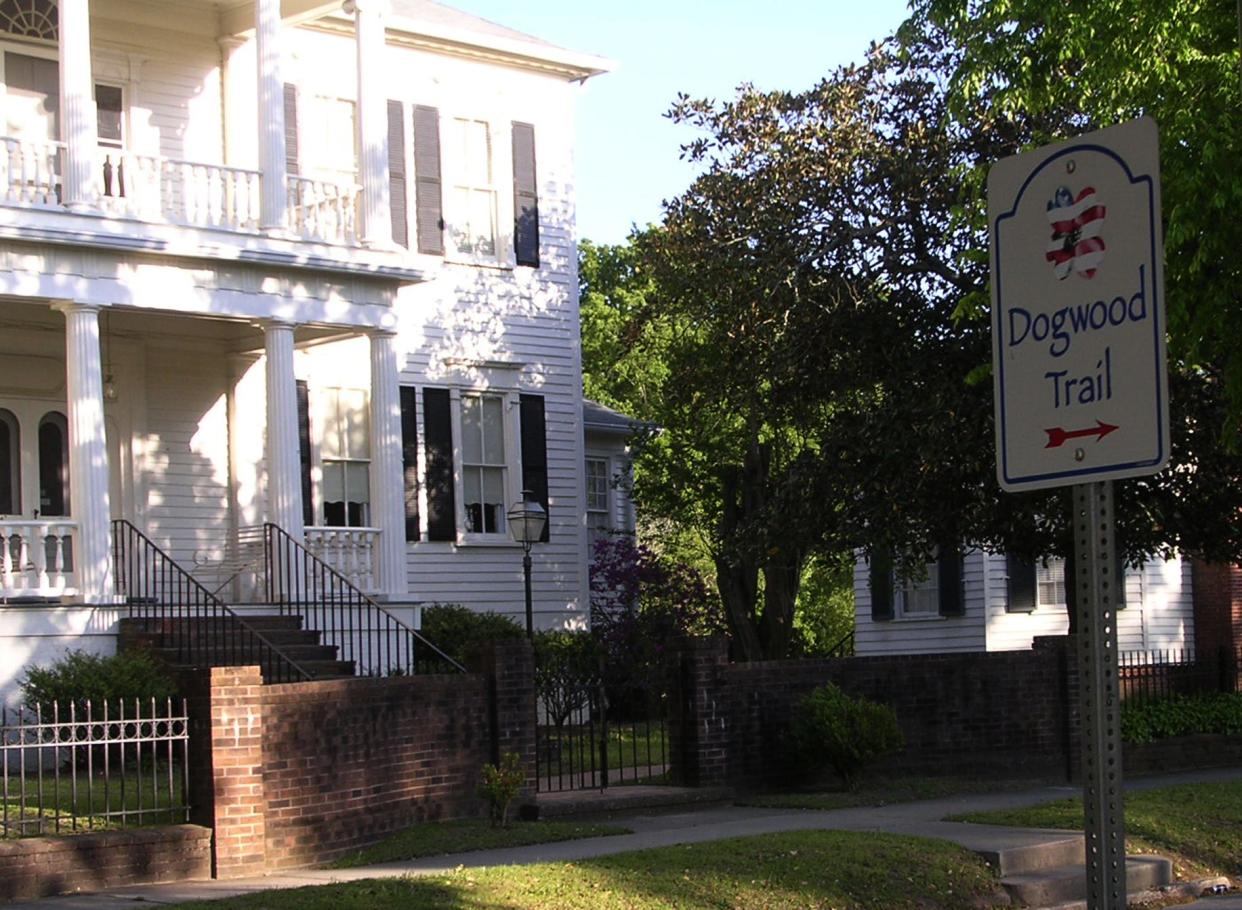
0;408;19;515
0;0;57;41
38;411;68;517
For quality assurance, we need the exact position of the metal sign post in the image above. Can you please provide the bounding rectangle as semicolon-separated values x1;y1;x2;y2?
989;118;1168;910
1072;481;1126;909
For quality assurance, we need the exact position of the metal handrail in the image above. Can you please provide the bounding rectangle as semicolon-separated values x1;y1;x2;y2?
825;630;855;658
111;519;313;683
263;523;465;675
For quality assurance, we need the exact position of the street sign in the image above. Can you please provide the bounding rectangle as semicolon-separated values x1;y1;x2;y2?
989;117;1168;492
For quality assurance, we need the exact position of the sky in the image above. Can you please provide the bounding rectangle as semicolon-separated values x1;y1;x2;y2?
447;1;913;245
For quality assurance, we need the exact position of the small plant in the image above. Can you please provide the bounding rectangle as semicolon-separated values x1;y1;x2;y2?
790;683;904;791
20;648;177;710
1121;692;1242;743
479;751;526;828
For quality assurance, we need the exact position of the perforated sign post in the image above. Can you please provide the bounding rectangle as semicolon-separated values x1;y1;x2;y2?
989;117;1168;910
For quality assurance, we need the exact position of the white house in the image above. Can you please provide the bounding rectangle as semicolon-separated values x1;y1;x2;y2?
853;550;1195;656
0;0;612;703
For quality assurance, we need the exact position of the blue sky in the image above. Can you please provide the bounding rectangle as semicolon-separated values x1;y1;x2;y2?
448;1;913;244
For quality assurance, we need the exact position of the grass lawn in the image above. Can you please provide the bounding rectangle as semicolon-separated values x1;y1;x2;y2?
740;775;1046;811
2;768;186;837
539;723;668;777
330;819;630;868
951;779;1242;880
171;829;1007;909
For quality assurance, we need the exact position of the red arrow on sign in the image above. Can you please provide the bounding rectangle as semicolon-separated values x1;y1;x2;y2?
1044;420;1119;449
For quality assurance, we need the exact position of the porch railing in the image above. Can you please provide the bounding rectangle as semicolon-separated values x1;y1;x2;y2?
2;698;189;837
112;519;313;684
305;526;378;594
0;136;360;245
0;519;77;599
264;523;463;676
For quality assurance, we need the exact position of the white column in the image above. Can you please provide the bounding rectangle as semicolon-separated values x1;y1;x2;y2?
349;0;393;247
368;329;407;599
58;0;99;211
52;302;112;601
263;320;304;540
256;0;288;231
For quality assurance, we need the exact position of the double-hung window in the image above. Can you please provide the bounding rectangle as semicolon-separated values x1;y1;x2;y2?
895;562;939;618
1036;558;1067;608
586;456;610;546
320;387;370;528
459;391;507;535
447;117;499;259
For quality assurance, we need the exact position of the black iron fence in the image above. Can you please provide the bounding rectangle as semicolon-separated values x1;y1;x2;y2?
1;698;190;837
1119;646;1241;703
263;523;464;676
535;653;669;793
113;519;314;683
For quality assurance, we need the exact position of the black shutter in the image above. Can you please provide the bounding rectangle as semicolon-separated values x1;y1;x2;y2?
412;105;443;255
870;548;894;621
519;394;550;542
422;387;455;541
400;386;420;541
387;100;408;248
295;380;313;528
283;83;299;175
937;546;965;617
1006;554;1037;613
511;121;539;267
1115;559;1127;610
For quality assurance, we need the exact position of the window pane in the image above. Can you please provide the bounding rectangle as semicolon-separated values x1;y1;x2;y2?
461;396;482;463
38;414;67;517
464;467;481;511
482;466;503;504
95;84;122;146
469;189;496;255
322;461;344;503
345;462;370;504
586;458;607;511
321;389;342;459
1037;558;1067;607
482;396;504;463
0;410;16;514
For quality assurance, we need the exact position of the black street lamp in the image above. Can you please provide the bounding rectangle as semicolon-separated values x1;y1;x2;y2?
506;489;547;638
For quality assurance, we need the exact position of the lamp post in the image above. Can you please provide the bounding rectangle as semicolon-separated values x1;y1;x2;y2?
507;489;546;638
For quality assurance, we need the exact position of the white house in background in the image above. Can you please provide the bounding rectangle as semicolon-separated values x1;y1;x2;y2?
853;550;1194;656
0;0;612;704
582;398;642;551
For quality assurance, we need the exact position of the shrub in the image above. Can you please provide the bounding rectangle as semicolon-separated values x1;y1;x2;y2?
790;683;904;790
479;751;526;828
1121;692;1242;744
20;648;177;710
420;604;524;666
533;631;601;729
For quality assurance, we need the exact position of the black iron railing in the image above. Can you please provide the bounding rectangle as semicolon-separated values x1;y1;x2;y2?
263;523;464;676
2;697;189;837
112;519;313;684
1119;646;1241;703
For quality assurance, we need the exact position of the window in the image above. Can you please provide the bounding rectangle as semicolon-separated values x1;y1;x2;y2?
0;0;56;41
0;407;19;514
37;411;67;516
95;84;123;148
460;392;506;534
447;117;498;258
320;387;370;528
302;95;358;186
895;562;938;617
586;456;609;544
1036;557;1067;608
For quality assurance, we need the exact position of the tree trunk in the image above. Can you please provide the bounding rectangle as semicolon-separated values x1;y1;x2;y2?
759;554;802;659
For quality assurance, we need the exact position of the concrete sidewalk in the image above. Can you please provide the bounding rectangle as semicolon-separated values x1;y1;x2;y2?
6;768;1241;909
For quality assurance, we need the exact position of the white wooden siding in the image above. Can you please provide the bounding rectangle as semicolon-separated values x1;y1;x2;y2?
853;551;988;654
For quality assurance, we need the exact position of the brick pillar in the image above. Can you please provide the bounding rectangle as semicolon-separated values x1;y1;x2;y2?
668;636;731;787
1034;635;1078;781
187;666;267;879
1191;559;1242;656
471;640;537;791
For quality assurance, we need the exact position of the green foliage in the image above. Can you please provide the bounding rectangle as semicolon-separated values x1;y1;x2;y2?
20;649;177;708
1120;693;1242;744
532;631;601;729
478;752;526;829
419;604;524;666
791;553;855;657
790;684;904;790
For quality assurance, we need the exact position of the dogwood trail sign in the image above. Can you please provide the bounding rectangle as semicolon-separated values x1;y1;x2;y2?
989;118;1168;910
989;116;1168;493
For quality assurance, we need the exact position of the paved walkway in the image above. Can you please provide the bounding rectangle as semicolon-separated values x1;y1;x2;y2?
7;768;1242;909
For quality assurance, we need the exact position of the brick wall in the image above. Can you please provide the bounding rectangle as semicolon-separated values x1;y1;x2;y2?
1192;559;1242;656
672;635;1076;789
0;825;211;901
189;640;535;876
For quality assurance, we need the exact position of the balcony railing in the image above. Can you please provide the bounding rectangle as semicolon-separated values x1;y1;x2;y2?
0;136;360;246
304;526;378;595
0;519;77;599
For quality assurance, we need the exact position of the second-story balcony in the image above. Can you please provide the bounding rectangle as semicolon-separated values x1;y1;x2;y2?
0;137;362;246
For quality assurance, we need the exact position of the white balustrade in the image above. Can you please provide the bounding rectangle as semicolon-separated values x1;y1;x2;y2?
304;526;378;594
0;520;79;598
286;176;361;245
0;137;64;207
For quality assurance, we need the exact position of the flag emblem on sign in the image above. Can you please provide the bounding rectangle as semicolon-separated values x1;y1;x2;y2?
1046;185;1106;279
